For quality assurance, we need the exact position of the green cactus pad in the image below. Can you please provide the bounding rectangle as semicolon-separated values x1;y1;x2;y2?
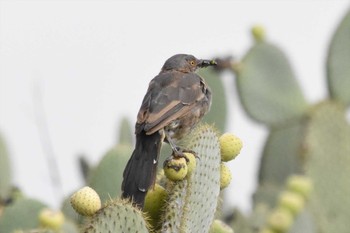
304;101;350;233
0;133;12;201
161;180;187;233
161;124;221;233
236;42;308;126
83;199;149;233
254;119;305;208
229;209;252;233
198;68;228;132
258;119;305;186
253;183;283;208
327;9;350;106
0;198;47;233
288;210;315;233
87;144;132;202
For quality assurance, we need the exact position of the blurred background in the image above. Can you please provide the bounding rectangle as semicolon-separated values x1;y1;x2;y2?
1;0;349;216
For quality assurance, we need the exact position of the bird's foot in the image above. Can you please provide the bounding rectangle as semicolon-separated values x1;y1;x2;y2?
167;148;198;163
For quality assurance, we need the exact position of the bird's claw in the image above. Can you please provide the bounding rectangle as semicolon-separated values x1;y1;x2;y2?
168;148;199;163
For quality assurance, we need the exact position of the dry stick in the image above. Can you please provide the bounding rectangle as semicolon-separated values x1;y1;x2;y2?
33;80;63;203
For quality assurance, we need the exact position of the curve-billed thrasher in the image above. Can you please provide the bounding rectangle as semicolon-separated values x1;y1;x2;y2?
121;54;216;208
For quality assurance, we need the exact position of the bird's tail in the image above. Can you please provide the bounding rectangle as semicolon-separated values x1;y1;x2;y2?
121;130;162;208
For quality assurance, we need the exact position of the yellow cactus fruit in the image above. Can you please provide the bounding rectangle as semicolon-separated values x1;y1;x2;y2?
251;25;266;42
38;208;65;230
209;219;234;233
278;191;305;216
220;163;232;190
184;152;197;175
219;133;243;162
267;208;293;232
164;157;188;181
286;175;313;199
70;186;101;216
144;184;168;227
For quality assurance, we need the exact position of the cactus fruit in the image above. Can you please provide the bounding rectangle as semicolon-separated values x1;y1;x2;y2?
277;191;305;216
219;133;243;162
267;208;293;232
38;208;65;230
251;25;266;42
70;186;101;216
163;157;188;181
286;175;313;200
184;152;197;175
220;163;232;190
144;184;168;229
209;219;234;233
83;199;149;233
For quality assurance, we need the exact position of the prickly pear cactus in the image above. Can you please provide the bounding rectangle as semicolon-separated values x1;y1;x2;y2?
161;124;221;233
327;9;350;106
254;119;306;207
224;10;350;231
0;198;47;233
236;40;308;126
83;199;149;233
161;180;188;232
303;101;350;233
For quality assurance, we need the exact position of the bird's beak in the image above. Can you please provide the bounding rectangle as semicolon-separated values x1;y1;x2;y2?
198;59;217;68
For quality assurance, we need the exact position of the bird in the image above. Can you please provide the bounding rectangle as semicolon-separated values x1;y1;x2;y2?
121;54;216;208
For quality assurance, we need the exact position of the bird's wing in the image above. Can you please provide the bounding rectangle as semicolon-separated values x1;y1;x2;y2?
136;72;207;134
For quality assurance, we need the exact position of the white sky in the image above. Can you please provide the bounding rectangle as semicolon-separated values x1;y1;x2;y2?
0;0;349;213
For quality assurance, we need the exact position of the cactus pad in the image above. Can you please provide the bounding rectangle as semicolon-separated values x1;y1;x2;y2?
236;42;308;125
83;199;149;233
258;119;305;186
0;198;47;233
88;144;132;202
327;9;350;106
304;101;350;233
161;124;221;233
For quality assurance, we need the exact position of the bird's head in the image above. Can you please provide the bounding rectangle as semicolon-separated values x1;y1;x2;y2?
161;54;217;73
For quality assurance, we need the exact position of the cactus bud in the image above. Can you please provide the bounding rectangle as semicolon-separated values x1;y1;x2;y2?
220;163;232;190
70;186;101;216
164;157;188;181
219;133;243;162
38;208;65;230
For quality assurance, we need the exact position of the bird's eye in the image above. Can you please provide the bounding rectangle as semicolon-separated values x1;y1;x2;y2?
190;60;196;66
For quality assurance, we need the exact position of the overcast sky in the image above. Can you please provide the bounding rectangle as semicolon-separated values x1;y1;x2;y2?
1;1;349;213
